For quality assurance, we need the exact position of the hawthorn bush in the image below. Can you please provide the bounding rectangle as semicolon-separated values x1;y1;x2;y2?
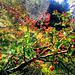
0;0;75;75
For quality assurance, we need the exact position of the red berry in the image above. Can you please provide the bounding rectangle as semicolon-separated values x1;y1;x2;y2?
37;50;40;53
10;7;13;9
16;57;19;61
31;65;33;68
57;62;59;64
0;58;2;61
15;62;17;64
35;44;37;46
55;55;57;57
57;49;59;51
45;52;48;54
59;70;61;72
39;60;42;64
62;46;65;48
32;20;36;25
62;53;64;55
43;50;46;53
40;43;42;46
53;47;55;49
72;56;74;58
54;58;56;61
69;34;71;36
21;21;23;24
62;49;64;51
44;23;49;26
41;36;43;38
46;42;49;45
37;48;39;51
60;16;62;18
37;48;39;53
10;55;13;58
43;31;45;33
54;62;56;65
40;65;42;68
50;66;54;70
36;41;37;43
62;12;64;14
17;53;20;55
71;45;74;48
65;61;67;63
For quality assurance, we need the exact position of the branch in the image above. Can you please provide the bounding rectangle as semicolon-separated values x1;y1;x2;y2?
33;44;52;52
4;57;37;74
3;50;68;74
23;46;26;62
40;50;68;58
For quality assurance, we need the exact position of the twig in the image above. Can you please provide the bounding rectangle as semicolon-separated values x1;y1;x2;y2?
23;46;25;61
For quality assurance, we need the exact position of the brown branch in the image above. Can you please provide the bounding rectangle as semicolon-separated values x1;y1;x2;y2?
2;50;68;74
23;46;25;62
33;44;52;51
40;50;68;58
4;57;37;74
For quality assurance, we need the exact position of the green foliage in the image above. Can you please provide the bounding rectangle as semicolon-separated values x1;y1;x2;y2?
0;0;75;75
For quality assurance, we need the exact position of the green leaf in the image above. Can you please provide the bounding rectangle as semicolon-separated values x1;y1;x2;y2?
73;42;75;44
61;14;64;16
55;45;58;49
70;35;75;38
2;57;6;60
35;62;39;65
53;29;56;32
50;31;52;33
29;48;31;52
66;18;68;22
52;13;55;15
67;38;71;42
13;42;16;45
19;46;22;49
12;50;16;54
30;33;34;37
42;68;49;74
23;37;27;41
62;17;65;20
55;42;61;49
46;32;48;34
27;39;29;43
25;26;27;29
1;67;4;70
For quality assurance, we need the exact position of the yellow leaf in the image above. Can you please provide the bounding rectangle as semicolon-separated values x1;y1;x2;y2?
67;11;70;14
24;13;26;16
62;23;65;26
41;22;43;25
24;35;28;37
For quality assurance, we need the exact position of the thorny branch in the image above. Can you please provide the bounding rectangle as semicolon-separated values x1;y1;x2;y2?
0;50;68;74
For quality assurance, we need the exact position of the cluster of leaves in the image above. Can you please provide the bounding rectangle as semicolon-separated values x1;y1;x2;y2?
52;10;71;27
47;0;70;27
